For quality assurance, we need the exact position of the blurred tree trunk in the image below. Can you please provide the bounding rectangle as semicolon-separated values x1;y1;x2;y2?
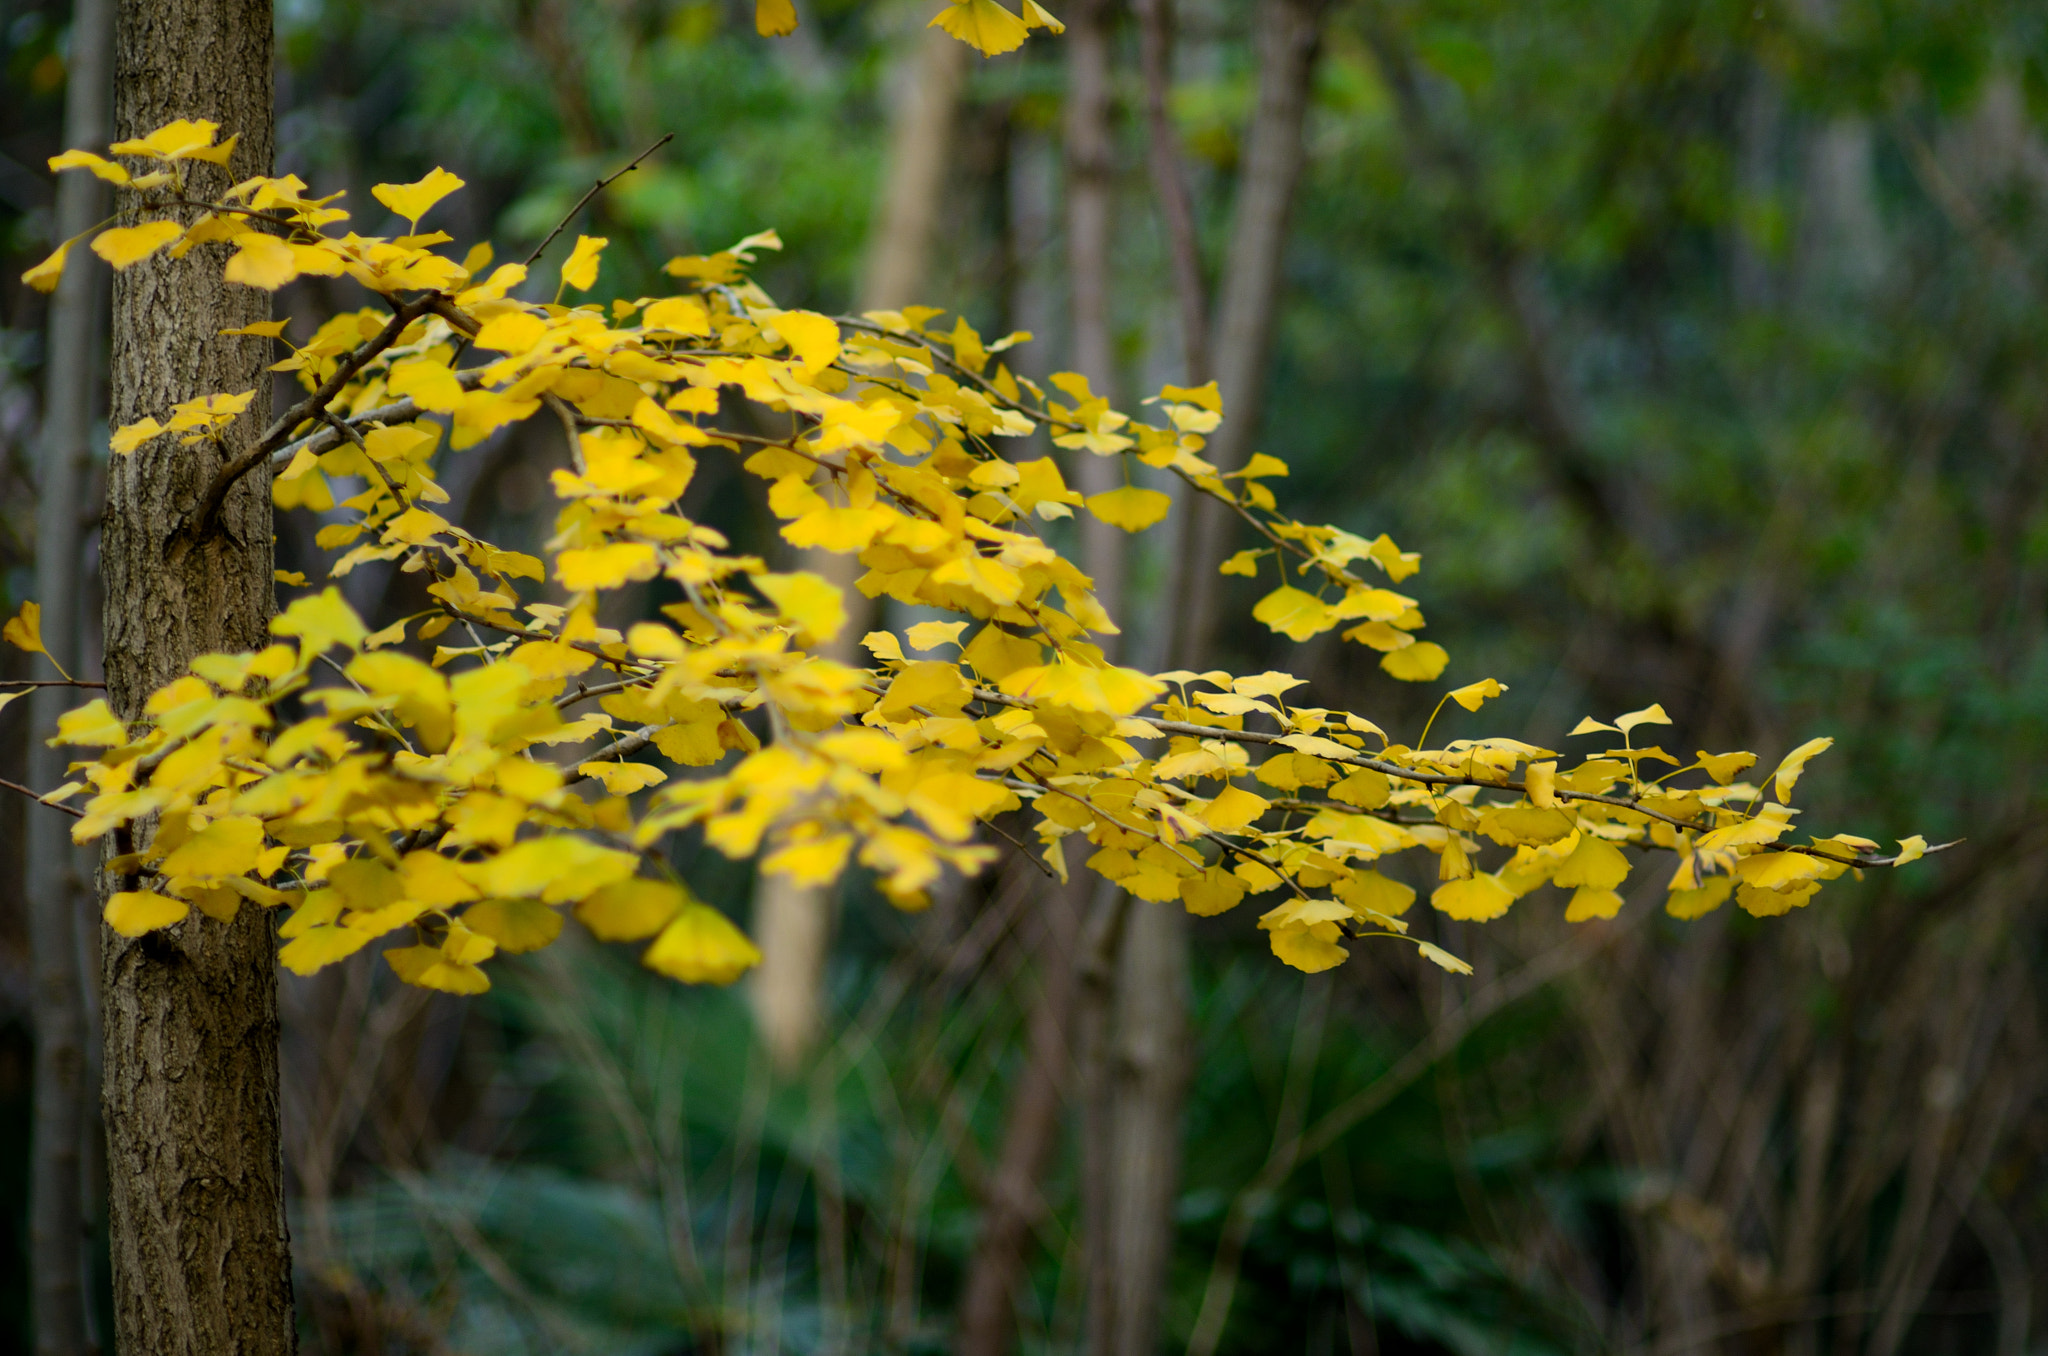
29;0;112;1351
749;23;967;1073
100;0;295;1350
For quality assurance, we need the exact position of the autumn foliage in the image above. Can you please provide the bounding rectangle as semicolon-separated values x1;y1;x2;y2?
10;112;1935;999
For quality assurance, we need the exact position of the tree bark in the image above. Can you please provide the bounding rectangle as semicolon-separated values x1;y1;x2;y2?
30;0;113;1351
101;1;294;1352
748;20;967;1073
1167;0;1328;669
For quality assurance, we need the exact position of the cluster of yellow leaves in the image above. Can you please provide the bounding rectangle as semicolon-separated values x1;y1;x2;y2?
14;126;1932;994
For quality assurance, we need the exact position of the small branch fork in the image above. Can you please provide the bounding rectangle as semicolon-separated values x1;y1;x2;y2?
520;133;674;273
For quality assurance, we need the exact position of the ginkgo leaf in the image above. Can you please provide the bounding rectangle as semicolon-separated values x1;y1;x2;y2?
49;149;131;184
1416;941;1473;975
91;221;184;268
642;903;763;984
1431;874;1514;921
1447;678;1507;712
753;571;847;646
160;816;265;878
475;311;548;353
1269;922;1349;973
110;417;166;455
1181;866;1245;917
558;542;658;591
272;588;368;656
1768;736;1834;803
1019;0;1064;31
372;167;465;224
1891;835;1927;867
1199;785;1270;833
22;239;72;293
577;878;684;941
771;310;840;373
109;118;229;161
1614;703;1670;733
3;601;45;658
53;699;126;747
1379;641;1449;682
578;761;668;795
1696;750;1756;785
763;834;853;886
279;925;372;974
1552;834;1629;890
1564;886;1624;922
1665;876;1733;920
384;944;491;994
105;890;190;938
560;234;608;292
463;898;565;953
1085;485;1171;533
906;620;968;652
756;0;798;34
223;233;298;290
1252;586;1333;643
929;0;1030;56
1334;869;1415;918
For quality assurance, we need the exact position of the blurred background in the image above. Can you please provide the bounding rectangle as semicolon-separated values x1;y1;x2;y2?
4;0;2048;1351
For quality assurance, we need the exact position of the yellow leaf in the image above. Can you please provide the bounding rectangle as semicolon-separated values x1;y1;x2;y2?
475;311;548;353
906;619;968;652
762;834;853;886
1181;866;1246;917
110;417;166;455
371;167;466;224
1525;760;1558;808
90;221;184;268
1736;881;1819;918
1416;942;1473;975
1086;485;1172;533
1219;550;1262;577
1891;835;1927;867
1431;874;1514;921
385;357;465;413
1269;923;1348;973
463;898;565;953
1333;869;1415;919
22;238;70;294
878;660;972;719
1615;703;1671;733
348;650;454;752
1329;769;1391;810
558;542;659;591
1665;876;1732;920
928;0;1030;56
1564;886;1624;922
384;944;491;994
49;148;131;184
109;118;225;160
105;890;190;937
642;903;763;984
1237;453;1289;480
1696;750;1756;785
1199;785;1269;833
1569;716;1619;736
577;878;685;941
1732;851;1827;890
578;761;669;794
1379;641;1449;682
560;234;608;292
3;600;45;657
771;310;841;373
52;699;127;747
756;0;798;34
279;925;373;974
478;837;637;903
1767;736;1833;803
1551;835;1629;890
1252;586;1334;643
272;588;368;657
160;815;265;878
224;233;299;290
753;571;847;647
1446;678;1506;712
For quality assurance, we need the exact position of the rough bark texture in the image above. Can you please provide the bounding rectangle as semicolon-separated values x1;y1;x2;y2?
749;23;966;1072
1169;0;1328;668
30;0;113;1350
102;1;294;1352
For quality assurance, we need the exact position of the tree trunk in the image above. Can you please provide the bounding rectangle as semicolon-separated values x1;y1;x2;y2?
30;0;113;1351
748;21;967;1073
1167;0;1328;669
101;1;294;1352
1062;0;1124;622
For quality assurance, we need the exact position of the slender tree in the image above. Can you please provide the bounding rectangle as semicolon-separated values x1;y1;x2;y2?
29;0;112;1351
100;0;295;1350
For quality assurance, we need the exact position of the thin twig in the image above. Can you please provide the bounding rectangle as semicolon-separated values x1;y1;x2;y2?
0;776;84;818
520;133;675;272
0;678;104;690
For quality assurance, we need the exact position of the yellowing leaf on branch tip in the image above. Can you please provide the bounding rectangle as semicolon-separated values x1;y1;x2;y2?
1085;485;1171;533
929;0;1030;55
371;167;465;224
642;903;762;984
1379;641;1449;682
91;221;184;268
22;239;71;293
560;235;608;292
